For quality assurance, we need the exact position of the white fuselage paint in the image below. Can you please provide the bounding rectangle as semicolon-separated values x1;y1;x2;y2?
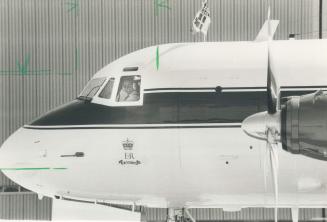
1;40;327;209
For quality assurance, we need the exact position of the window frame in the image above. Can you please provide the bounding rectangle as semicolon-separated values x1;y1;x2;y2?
98;77;115;99
91;77;117;106
92;75;143;107
78;77;107;100
114;75;143;106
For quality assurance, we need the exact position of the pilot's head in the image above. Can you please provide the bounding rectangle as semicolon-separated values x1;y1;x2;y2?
122;79;134;94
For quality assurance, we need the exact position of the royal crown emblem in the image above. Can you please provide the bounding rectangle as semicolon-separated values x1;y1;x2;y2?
122;139;134;150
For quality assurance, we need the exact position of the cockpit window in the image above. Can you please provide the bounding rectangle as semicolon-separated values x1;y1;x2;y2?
99;78;115;99
116;75;141;102
78;77;106;101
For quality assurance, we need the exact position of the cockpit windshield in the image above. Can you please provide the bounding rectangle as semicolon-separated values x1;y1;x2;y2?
99;78;115;99
78;77;106;101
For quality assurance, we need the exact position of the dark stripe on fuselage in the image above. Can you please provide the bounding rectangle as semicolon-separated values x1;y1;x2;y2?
30;91;267;126
281;85;327;89
28;90;316;127
144;86;327;92
24;125;242;130
144;87;266;91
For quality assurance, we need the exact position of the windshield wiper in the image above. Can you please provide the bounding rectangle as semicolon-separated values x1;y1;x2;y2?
77;95;93;101
77;86;101;102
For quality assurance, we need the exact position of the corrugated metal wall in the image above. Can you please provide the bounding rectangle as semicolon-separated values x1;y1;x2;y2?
0;0;325;220
0;193;52;220
143;208;325;221
145;208;322;221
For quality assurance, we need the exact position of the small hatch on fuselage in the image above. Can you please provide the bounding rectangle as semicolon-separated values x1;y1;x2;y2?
123;67;139;72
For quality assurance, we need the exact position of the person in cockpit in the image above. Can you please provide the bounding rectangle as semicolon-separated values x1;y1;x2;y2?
116;78;140;102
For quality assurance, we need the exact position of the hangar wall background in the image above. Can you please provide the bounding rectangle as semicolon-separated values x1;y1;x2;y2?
0;0;326;220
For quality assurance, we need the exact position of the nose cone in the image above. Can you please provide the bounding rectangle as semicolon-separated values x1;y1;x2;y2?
241;112;268;140
0;144;13;168
0;132;21;169
0;127;39;174
0;127;44;191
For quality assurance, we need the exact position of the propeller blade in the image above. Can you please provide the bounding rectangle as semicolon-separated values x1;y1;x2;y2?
267;51;280;114
267;7;271;39
266;137;279;222
263;146;269;192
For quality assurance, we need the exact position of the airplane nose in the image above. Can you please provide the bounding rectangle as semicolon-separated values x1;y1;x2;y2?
0;142;13;168
0;134;20;169
0;127;45;191
0;127;37;169
0;127;66;198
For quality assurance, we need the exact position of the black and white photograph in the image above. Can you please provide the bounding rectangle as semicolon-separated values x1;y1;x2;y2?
1;0;327;221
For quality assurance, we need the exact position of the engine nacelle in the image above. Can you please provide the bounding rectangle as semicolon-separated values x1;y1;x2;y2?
281;91;327;160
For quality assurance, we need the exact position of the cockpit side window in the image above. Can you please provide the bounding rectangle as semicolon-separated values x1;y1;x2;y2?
99;78;115;99
116;75;141;102
78;77;106;101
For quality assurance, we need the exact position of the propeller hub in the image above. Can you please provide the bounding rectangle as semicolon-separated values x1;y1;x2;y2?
242;111;281;141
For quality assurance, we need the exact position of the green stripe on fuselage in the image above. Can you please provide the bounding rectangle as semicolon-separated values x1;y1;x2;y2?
0;168;67;171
